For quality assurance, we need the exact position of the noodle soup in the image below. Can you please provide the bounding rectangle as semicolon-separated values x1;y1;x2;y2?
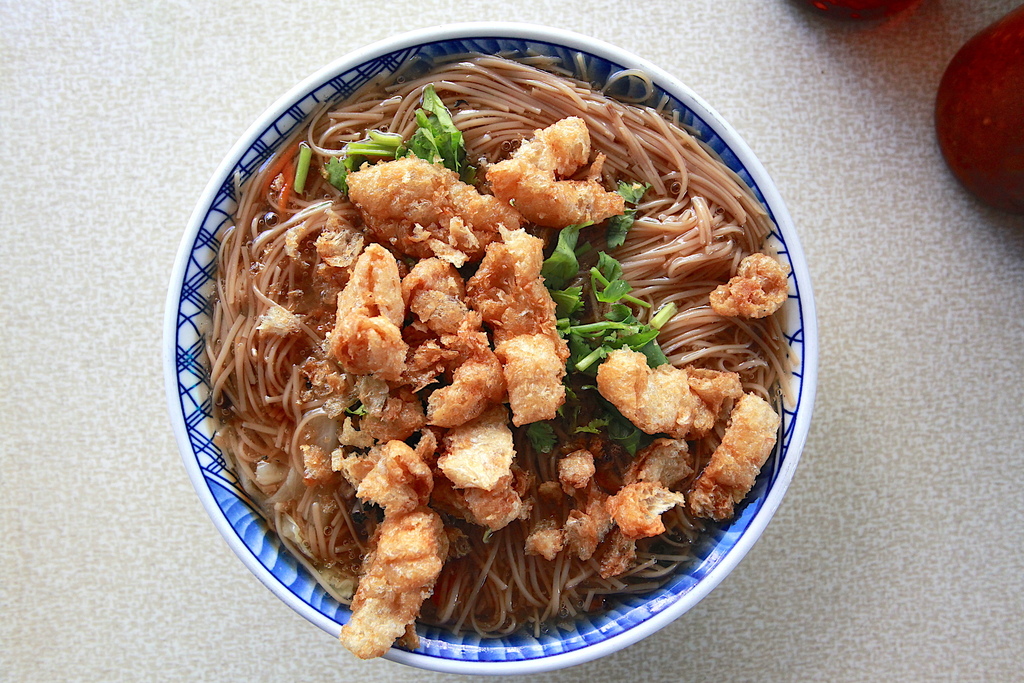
167;25;816;673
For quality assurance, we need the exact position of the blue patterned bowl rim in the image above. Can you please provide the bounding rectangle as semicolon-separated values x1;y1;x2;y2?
164;22;819;676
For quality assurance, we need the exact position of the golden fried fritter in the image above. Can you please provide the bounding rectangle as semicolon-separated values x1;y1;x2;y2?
605;482;686;540
339;506;448;659
461;468;533;531
709;253;789;319
558;449;596;491
257;304;301;337
347;156;521;266
401;258;470;336
315;208;365;270
402;339;459;393
525;519;565;561
689;393;780;521
467;228;568;425
563;483;614;561
437;405;515;491
354;440;434;513
329;244;407;382
361;387;426;443
687;368;744;436
596;349;741;439
623;438;693;488
427;318;506;428
487;117;625;228
597;528;637;579
494;334;566;426
467;228;560;343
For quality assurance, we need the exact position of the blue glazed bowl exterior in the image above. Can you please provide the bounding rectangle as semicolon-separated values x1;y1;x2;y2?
164;23;818;675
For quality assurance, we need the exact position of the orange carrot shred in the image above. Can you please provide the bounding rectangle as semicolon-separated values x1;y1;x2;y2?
278;155;296;212
259;143;299;203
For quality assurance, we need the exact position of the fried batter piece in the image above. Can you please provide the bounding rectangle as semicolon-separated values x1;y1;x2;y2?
467;228;568;425
689;393;780;521
596;349;741;439
427;318;506;428
315;208;365;270
558;449;596;491
605;482;686;540
525;519;565;561
494;334;566;427
361;387;426;443
330;244;407;382
564;483;614;561
347;156;521;266
401;258;470;336
437;405;515;491
400;257;507;425
461;467;533;531
353;440;434;513
709;253;789;319
301;444;334;486
339;506;449;659
624;438;693;488
431;466;531;532
402;339;458;392
467;228;560;343
487;117;625;228
687;368;744;437
257;304;302;337
597;528;637;579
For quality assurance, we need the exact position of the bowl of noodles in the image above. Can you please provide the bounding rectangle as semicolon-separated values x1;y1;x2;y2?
165;23;817;674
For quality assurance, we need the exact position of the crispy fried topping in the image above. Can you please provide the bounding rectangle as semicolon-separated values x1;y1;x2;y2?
487;117;624;228
347;156;520;265
596;349;742;439
339;506;448;659
605;482;686;540
709;253;789;319
689;393;780;521
329;244;407;382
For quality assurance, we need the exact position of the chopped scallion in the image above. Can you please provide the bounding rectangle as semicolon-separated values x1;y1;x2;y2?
293;142;312;194
650;302;678;330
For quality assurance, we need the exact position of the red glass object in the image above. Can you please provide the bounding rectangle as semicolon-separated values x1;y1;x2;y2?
935;5;1024;214
798;0;919;20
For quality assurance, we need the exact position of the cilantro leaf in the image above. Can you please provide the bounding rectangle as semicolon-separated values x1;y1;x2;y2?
324;157;349;193
574;417;609;434
550;286;583;319
345;401;368;417
589;252;648;308
605;406;650;455
605;215;632;250
541;223;586;290
399;85;476;183
605;181;650;248
595;278;633;304
638;339;670;367
324;127;407;196
618;181;650;205
526;422;557;453
595;251;623;282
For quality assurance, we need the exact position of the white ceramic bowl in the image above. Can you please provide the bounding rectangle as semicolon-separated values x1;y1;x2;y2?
164;22;818;675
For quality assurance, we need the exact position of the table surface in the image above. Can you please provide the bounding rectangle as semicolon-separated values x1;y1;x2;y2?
3;1;1022;681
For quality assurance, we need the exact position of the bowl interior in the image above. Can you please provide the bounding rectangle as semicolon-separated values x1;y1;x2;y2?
166;25;816;674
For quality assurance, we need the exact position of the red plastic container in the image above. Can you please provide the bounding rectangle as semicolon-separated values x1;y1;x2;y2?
798;0;919;20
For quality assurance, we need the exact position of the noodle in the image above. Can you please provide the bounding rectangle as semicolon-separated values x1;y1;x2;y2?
207;54;789;641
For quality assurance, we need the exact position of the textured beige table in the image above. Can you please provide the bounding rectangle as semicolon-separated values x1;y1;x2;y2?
2;1;1022;680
